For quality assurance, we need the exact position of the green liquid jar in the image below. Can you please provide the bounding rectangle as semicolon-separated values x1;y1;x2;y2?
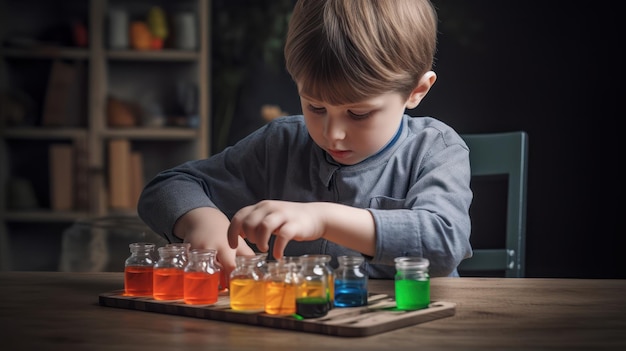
394;257;430;310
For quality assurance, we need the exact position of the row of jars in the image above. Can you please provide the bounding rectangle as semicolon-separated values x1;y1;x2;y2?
124;242;430;317
229;253;363;318
124;242;223;304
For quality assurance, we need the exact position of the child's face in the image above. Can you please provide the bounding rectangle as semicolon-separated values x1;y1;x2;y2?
301;91;409;165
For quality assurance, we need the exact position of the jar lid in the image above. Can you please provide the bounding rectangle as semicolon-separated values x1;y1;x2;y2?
394;257;429;269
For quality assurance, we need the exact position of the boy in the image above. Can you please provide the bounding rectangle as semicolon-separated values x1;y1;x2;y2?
138;0;473;279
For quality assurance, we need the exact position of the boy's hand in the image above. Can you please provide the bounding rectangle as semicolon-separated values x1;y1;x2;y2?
174;207;255;284
227;200;325;259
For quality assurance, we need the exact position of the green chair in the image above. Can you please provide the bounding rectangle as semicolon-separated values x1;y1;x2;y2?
458;131;529;278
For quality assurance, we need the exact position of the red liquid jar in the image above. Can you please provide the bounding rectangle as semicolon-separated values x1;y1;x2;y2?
124;242;155;296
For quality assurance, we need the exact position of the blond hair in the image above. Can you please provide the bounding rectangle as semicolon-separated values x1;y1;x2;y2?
284;0;437;105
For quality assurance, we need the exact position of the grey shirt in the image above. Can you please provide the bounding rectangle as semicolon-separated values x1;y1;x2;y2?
138;114;472;278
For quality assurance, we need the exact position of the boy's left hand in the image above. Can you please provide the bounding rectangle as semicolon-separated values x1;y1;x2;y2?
227;200;325;259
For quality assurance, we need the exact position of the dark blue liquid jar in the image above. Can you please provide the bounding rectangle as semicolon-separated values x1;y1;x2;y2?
333;255;368;307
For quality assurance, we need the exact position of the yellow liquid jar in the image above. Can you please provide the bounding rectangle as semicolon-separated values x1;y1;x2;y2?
264;261;299;315
229;255;265;312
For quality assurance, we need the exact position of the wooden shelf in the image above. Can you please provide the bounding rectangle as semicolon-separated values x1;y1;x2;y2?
3;210;92;223
0;0;210;270
101;127;199;140
1;47;90;60
106;49;200;61
1;128;88;140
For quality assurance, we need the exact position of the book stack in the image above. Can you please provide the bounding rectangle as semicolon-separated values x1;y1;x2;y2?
108;139;144;211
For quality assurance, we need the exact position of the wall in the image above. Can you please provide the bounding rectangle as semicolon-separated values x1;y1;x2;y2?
226;1;622;278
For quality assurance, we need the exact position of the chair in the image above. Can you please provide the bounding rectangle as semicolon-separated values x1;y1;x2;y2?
458;131;529;278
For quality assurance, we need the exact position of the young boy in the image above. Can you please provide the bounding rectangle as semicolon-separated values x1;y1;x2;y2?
138;0;473;280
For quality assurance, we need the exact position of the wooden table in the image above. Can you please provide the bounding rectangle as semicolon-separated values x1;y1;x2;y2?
0;272;624;350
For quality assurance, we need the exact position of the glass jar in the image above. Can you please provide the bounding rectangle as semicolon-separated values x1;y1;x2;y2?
334;255;368;307
264;261;299;315
229;255;266;312
301;254;334;309
254;252;269;275
153;246;185;300
394;257;430;310
165;242;191;268
184;248;221;305
296;255;331;318
124;242;156;296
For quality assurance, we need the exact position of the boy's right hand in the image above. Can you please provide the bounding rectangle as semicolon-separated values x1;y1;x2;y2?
173;207;255;285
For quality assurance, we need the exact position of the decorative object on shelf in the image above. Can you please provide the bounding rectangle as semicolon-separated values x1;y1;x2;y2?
261;104;288;122
147;6;168;50
172;12;196;50
5;177;39;210
72;21;88;48
108;8;129;49
173;80;198;127
0;90;35;127
107;96;139;127
130;21;153;51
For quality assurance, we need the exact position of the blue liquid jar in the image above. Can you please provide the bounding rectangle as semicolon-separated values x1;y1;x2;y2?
333;255;368;307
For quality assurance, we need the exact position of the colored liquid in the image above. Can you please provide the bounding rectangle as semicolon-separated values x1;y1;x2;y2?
184;271;220;305
395;279;430;310
124;265;154;296
265;281;296;315
299;280;326;298
229;278;265;311
296;297;329;318
327;275;335;308
334;279;368;307
153;267;184;300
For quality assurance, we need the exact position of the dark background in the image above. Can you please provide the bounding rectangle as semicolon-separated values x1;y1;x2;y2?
224;1;623;278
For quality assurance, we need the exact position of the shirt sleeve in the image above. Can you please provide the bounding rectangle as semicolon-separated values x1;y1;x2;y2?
367;128;472;277
137;122;275;240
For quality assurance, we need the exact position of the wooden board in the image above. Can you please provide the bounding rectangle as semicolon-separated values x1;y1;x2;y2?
99;290;455;337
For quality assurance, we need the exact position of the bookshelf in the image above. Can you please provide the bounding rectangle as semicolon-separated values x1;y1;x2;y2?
0;0;210;270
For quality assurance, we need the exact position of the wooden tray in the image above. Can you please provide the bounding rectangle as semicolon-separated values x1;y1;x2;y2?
99;290;455;337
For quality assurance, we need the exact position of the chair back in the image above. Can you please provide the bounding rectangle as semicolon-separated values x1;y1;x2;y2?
458;131;528;277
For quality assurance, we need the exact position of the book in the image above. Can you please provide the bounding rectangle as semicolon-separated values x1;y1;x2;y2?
49;144;75;210
74;138;90;211
108;139;132;209
129;151;144;208
42;60;86;127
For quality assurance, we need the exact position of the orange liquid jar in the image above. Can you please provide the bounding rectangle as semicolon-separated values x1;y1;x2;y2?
184;248;221;305
153;246;185;300
264;262;299;315
124;242;155;296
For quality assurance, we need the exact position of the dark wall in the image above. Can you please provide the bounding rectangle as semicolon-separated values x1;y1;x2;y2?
227;2;623;278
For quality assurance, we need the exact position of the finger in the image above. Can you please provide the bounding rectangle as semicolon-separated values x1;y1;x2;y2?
217;251;236;274
234;203;279;250
227;207;251;249
236;237;256;256
271;235;290;260
250;212;287;252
